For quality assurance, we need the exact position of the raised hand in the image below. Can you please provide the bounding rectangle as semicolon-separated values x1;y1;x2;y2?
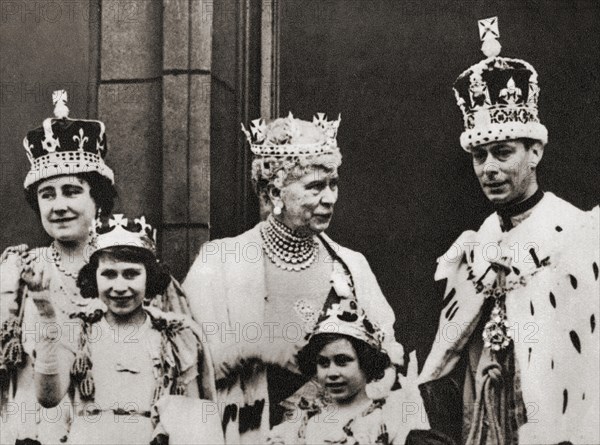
0;244;29;263
21;251;56;320
28;290;57;320
21;250;51;292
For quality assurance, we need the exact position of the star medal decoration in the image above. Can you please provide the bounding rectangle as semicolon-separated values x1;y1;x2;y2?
483;299;512;351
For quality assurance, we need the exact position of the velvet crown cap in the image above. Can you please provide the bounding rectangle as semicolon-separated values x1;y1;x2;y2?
23;90;114;189
453;17;548;151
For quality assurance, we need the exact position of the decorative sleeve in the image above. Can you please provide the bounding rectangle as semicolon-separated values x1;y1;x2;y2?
173;327;200;387
146;306;200;386
0;248;24;324
418;230;488;384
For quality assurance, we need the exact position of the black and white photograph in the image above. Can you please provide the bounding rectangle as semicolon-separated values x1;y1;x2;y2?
1;1;598;444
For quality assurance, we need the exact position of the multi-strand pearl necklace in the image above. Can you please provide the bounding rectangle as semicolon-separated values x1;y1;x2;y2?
49;241;80;279
260;215;318;271
49;242;90;314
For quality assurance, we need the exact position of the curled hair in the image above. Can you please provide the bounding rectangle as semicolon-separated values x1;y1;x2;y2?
25;172;117;218
77;246;171;301
251;151;342;198
297;333;390;383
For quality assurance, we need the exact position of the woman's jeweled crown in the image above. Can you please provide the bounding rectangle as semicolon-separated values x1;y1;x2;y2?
23;90;114;188
241;112;341;158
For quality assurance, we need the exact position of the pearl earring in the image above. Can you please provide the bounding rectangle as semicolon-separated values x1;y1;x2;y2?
273;205;282;216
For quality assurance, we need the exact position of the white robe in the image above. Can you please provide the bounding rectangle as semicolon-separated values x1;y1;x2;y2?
419;193;600;444
183;223;405;444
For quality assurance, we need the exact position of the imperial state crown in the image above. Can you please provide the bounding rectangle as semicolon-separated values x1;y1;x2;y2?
453;17;548;151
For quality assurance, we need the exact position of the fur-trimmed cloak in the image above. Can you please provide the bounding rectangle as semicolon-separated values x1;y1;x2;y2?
419;193;599;444
183;223;404;444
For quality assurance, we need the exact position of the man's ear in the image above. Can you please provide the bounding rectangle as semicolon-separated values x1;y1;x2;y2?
529;140;545;167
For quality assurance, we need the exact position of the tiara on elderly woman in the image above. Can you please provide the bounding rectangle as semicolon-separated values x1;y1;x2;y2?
22;90;114;189
453;17;547;151
94;214;157;254
241;112;341;158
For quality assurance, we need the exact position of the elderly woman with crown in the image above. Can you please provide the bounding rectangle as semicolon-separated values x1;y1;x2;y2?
0;91;118;445
23;214;220;445
183;113;405;443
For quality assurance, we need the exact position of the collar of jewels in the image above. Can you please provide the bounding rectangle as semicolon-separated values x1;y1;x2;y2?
453;16;548;151
93;214;157;255
241;112;341;158
308;285;385;351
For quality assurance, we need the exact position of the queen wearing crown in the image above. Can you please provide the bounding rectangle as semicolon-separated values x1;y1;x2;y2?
0;91;118;445
0;92;196;445
183;113;405;443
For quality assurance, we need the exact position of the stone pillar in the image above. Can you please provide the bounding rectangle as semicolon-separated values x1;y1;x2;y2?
97;0;212;279
161;0;213;279
97;1;163;231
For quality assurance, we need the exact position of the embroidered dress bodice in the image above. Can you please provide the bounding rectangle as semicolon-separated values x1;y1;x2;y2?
304;400;390;445
68;316;159;445
73;317;157;413
264;237;332;345
268;389;426;445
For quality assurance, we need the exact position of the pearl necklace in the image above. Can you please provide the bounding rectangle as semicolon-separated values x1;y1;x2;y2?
49;242;80;279
260;215;318;271
48;242;91;314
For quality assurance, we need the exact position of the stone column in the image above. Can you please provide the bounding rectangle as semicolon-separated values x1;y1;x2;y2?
162;0;213;279
98;1;163;233
97;0;212;279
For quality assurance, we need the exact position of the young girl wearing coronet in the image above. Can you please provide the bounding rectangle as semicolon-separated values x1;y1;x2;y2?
0;91;194;445
266;273;445;445
22;215;221;445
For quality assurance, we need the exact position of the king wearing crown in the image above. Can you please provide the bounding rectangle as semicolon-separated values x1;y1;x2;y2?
418;17;599;445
